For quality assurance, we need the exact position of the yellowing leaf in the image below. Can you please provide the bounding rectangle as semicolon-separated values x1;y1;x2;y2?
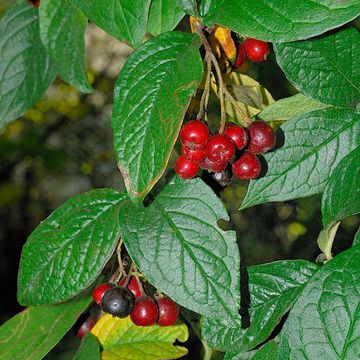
209;25;237;63
91;315;188;360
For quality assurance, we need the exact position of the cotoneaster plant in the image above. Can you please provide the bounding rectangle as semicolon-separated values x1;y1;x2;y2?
0;1;359;359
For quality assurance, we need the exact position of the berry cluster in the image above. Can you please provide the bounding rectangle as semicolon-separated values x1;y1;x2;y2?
175;119;275;181
235;38;270;67
92;277;179;327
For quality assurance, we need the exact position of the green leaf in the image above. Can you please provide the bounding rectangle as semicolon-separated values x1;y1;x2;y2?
176;0;198;16
354;227;360;247
73;333;100;360
250;341;279;360
18;189;126;305
0;295;91;360
112;32;203;202
70;0;150;48
91;314;188;360
322;147;360;228
148;0;185;36
202;0;360;43
241;108;360;209
278;245;360;359
118;177;240;323
223;350;256;360
317;222;341;261
274;27;360;107
39;0;92;93
0;2;56;128
259;94;329;122
202;260;317;352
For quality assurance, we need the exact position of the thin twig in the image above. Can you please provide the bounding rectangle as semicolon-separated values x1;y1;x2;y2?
133;266;145;296
223;88;252;127
116;239;127;278
197;54;211;121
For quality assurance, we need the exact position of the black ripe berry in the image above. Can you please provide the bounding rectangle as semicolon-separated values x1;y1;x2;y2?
101;287;135;318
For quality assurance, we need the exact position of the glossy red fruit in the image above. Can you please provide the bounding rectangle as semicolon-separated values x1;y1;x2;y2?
157;297;179;326
248;120;275;154
223;122;248;150
205;134;235;163
76;316;96;340
234;43;245;68
199;157;227;173
92;283;115;305
180;120;209;149
244;38;270;62
28;0;40;7
232;151;261;180
130;296;159;326
175;155;199;179
181;145;206;163
119;277;142;299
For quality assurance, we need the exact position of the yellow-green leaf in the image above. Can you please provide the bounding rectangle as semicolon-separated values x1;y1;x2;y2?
91;315;188;360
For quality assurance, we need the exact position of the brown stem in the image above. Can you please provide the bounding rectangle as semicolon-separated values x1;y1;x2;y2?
124;262;135;287
197;54;211;121
133;266;145;296
116;239;127;278
223;88;252;127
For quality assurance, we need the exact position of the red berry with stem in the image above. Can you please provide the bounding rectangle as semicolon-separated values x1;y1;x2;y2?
180;120;209;149
223;122;248;150
119;277;142;299
199;157;227;173
76;316;96;340
244;38;270;62
181;145;206;163
130;296;159;326
248;120;275;154
205;134;235;164
232;151;261;180
92;283;115;305
175;155;198;179
157;297;179;326
234;43;245;68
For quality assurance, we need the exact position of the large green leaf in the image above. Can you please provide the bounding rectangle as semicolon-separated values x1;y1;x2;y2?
176;0;198;16
112;32;203;202
241;108;360;209
148;0;185;36
250;341;279;360
91;314;188;360
202;0;360;43
0;295;91;360
259;94;329;122
70;0;150;48
18;189;126;305
0;2;56;128
322;147;360;227
275;27;360;107
278;245;360;359
73;333;101;360
202;260;317;352
118;177;240;323
39;0;92;93
223;350;256;360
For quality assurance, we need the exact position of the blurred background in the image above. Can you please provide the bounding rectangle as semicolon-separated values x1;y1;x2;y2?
0;2;359;359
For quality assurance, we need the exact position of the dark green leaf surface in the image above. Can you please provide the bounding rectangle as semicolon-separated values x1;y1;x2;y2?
241;108;360;209
0;295;91;360
73;333;100;360
223;350;256;360
279;245;360;359
259;94;329;122
322;147;360;227
112;32;203;202
275;27;360;107
0;2;56;128
202;261;317;352
203;0;360;42
176;0;198;16
250;341;279;360
119;177;240;323
39;0;92;93
18;189;126;305
70;0;150;48
148;0;185;36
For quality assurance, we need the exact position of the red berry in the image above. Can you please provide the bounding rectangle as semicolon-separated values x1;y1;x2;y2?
248;120;275;154
92;283;114;305
205;134;235;164
28;0;40;7
130;296;159;326
199;157;227;173
76;316;96;340
119;277;142;299
180;120;209;149
223;122;248;150
157;297;179;326
232;151;261;180
175;155;198;179
181;145;206;163
234;43;245;68
244;38;270;62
